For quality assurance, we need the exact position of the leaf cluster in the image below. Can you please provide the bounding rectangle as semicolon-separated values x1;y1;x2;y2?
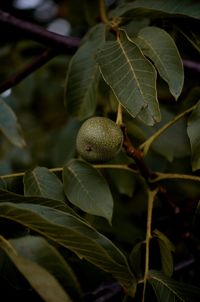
0;1;200;301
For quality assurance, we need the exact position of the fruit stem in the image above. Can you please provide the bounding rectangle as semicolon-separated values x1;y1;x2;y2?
116;103;123;125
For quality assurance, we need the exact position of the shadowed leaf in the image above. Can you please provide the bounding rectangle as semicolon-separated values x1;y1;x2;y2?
0;98;26;148
148;270;200;302
63;159;113;223
0;202;136;295
65;24;106;120
187;101;200;171
0;236;72;302
111;0;200;20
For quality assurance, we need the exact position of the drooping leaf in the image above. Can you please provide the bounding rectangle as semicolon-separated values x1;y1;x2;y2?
110;0;200;20
64;23;106;120
96;30;160;125
135;26;184;99
23;167;66;202
153;229;175;277
148;270;200;302
10;235;82;301
0;98;26;148
63;159;113;224
187;101;200;171
0;236;72;302
0;188;76;215
0;202;136;295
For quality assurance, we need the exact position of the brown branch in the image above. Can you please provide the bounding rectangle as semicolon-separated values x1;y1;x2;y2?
0;10;81;54
121;124;182;215
0;49;57;93
121;124;153;183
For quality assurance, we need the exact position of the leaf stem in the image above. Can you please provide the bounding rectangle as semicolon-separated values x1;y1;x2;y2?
116;103;123;125
151;172;200;183
139;103;198;156
99;0;110;26
142;188;158;302
0;164;137;180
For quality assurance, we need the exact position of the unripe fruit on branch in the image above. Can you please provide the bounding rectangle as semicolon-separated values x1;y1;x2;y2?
76;117;123;163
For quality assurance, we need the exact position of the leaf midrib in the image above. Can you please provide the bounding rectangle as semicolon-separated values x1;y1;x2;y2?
117;34;145;100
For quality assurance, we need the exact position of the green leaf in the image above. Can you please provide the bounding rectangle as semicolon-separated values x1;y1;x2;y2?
64;23;106;120
135;26;184;99
134;105;191;161
96;30;160;125
187;101;200;171
148;270;200;302
111;0;200;20
129;241;145;280
0;202;136;295
23;167;66;202
0;98;26;148
153;229;175;277
10;235;82;301
0;188;76;215
0;236;72;302
63;159;113;223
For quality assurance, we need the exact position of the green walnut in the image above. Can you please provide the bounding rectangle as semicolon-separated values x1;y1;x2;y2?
76;116;123;163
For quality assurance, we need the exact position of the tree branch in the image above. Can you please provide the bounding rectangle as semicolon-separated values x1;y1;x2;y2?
121;124;153;183
0;10;80;53
0;48;57;93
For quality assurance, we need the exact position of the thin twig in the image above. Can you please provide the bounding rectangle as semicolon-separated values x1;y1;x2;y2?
151;172;200;183
99;0;110;26
0;48;57;93
0;9;80;53
139;103;198;157
142;188;158;302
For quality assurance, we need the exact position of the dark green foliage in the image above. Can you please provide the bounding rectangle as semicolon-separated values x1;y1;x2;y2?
0;0;200;301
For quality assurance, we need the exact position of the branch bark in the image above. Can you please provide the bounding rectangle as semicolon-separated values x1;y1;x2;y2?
0;10;81;53
0;49;56;93
0;9;81;92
